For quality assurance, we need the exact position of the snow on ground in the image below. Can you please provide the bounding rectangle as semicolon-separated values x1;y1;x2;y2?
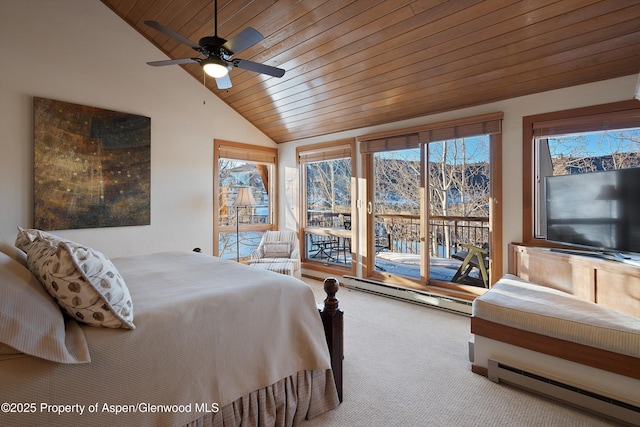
375;252;464;281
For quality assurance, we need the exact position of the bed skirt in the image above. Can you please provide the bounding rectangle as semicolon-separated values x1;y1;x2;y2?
184;369;338;427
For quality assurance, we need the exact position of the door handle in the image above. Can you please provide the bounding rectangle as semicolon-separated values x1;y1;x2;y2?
367;201;372;215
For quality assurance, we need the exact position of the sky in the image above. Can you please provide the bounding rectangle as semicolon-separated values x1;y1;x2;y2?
548;128;640;159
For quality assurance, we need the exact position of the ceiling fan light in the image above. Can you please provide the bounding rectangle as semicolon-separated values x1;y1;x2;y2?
202;58;229;78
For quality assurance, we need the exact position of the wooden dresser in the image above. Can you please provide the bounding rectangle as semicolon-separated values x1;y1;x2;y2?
508;244;640;318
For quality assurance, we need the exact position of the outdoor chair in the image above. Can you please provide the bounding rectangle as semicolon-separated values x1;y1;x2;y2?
308;234;335;260
451;243;489;287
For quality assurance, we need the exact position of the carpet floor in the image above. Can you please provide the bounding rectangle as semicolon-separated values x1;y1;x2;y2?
303;277;625;427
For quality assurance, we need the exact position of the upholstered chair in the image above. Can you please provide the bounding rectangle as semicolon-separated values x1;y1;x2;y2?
247;230;301;278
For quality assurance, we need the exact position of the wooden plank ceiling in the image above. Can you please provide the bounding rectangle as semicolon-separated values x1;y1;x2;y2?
100;0;640;143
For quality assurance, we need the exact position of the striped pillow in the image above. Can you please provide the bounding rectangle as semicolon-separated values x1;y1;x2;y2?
263;242;291;258
0;252;90;363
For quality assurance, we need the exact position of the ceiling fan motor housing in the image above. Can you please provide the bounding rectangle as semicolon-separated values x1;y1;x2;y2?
199;35;226;47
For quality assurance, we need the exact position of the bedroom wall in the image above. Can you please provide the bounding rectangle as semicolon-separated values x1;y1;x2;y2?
277;75;639;276
0;0;275;257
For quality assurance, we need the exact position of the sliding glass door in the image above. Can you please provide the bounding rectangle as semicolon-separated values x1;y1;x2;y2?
362;114;502;291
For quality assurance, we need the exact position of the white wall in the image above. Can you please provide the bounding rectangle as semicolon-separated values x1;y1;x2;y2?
278;75;639;275
0;0;275;256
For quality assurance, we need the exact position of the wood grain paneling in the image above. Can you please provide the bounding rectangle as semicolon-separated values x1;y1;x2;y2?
100;0;640;143
509;244;640;317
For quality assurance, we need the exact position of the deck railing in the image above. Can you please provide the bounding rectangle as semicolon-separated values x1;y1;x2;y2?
375;214;489;258
302;211;489;266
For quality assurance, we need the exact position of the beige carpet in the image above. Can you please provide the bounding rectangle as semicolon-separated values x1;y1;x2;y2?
303;277;624;427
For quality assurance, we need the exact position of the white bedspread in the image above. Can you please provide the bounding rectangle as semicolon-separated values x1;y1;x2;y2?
0;251;335;427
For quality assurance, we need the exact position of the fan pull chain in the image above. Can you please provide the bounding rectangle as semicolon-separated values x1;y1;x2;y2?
203;72;206;105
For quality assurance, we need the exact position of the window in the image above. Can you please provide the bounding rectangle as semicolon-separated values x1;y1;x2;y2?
214;140;277;260
298;139;355;273
523;100;640;244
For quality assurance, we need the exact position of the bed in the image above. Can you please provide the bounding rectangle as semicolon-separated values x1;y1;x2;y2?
0;230;340;427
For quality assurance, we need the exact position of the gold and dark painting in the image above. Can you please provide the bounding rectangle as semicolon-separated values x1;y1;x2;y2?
33;97;150;230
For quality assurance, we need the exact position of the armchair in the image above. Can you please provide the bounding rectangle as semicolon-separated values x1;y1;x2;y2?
247;230;301;278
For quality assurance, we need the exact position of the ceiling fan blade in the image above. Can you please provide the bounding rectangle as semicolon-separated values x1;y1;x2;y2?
222;27;264;56
144;20;200;50
232;59;285;78
215;74;233;90
147;58;198;66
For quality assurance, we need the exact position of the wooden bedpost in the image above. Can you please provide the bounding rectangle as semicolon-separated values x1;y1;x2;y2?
320;277;343;402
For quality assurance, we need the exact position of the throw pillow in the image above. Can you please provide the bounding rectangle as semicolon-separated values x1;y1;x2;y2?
15;226;65;253
27;238;135;330
263;242;291;258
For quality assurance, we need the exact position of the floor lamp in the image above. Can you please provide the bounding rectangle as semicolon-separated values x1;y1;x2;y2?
232;187;257;262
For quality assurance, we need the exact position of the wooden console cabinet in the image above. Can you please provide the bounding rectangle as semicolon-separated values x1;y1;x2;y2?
508;244;640;318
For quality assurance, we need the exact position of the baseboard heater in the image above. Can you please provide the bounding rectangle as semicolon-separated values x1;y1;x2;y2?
487;359;640;426
341;275;472;315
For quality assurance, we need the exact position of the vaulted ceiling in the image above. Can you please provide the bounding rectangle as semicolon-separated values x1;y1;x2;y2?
100;0;640;143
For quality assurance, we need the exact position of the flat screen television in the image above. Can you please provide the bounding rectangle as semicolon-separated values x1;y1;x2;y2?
545;167;640;255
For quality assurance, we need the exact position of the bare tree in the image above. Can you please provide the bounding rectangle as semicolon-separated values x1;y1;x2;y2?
374;150;420;215
427;138;490;255
306;159;351;217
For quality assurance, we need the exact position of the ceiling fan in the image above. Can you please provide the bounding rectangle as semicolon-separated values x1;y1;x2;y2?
144;0;285;90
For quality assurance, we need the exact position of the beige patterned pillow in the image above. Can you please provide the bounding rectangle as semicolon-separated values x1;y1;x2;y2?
263;242;291;258
27;238;135;330
15;226;64;253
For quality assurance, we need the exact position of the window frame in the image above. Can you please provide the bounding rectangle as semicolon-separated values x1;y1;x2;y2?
522;100;640;246
213;139;278;259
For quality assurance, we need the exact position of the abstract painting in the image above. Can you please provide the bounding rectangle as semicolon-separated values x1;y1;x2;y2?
33;97;150;230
